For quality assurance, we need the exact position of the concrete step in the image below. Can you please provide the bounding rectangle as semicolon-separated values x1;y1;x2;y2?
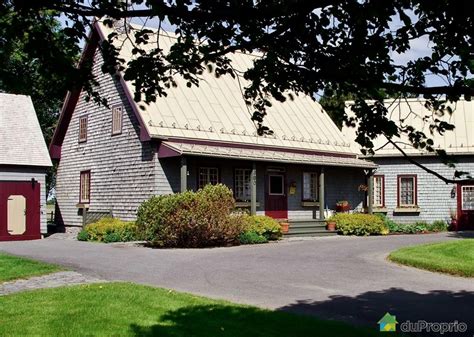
288;219;326;224
284;230;337;237
288;226;331;233
288;222;327;229
284;219;336;237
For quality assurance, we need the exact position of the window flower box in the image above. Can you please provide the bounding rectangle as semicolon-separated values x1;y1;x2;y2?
336;200;350;213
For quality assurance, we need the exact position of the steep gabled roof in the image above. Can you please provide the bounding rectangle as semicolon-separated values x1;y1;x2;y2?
51;20;367;162
342;98;474;157
97;21;354;155
0;93;52;167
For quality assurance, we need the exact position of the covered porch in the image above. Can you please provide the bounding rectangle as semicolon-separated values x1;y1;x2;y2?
158;140;378;233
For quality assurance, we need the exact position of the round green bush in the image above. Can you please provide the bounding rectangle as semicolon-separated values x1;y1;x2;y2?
330;213;388;236
103;232;122;243
136;184;245;248
241;215;282;240
77;229;89;241
238;231;268;244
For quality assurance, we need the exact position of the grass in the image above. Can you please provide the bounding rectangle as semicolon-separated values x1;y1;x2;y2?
388;239;474;277
0;282;382;337
0;253;63;282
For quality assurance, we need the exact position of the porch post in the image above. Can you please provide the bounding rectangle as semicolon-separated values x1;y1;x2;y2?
251;162;257;215
180;156;187;193
319;167;325;220
367;170;374;214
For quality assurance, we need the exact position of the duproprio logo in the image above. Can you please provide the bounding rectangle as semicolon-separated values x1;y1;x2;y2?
378;313;398;332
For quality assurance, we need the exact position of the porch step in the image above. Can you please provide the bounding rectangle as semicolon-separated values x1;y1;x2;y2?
285;231;337;237
284;219;338;237
287;221;327;228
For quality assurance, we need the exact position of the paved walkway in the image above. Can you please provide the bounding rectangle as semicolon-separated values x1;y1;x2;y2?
1;232;473;333
0;271;103;296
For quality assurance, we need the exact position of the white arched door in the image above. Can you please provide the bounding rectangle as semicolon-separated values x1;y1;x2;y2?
7;195;26;235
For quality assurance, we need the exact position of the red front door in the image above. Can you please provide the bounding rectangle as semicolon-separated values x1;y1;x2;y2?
0;181;41;241
457;183;474;230
265;171;288;219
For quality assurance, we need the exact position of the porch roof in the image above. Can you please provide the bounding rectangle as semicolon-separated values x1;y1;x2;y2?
159;141;377;169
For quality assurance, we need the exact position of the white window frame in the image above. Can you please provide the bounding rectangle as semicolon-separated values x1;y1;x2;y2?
78;116;88;142
111;105;123;135
461;185;474;211
302;172;318;201
268;174;284;196
234;168;251;201
373;175;384;207
198;167;219;188
398;175;417;207
79;171;91;204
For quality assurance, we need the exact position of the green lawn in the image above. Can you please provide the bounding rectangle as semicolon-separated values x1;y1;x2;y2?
0;253;63;282
388;239;474;277
0;282;381;337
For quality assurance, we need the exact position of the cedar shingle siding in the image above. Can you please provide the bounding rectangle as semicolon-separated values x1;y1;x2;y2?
373;156;474;223
55;50;178;226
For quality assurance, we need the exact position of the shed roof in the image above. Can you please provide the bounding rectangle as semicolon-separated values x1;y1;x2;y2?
97;21;355;156
0;93;52;167
342;98;474;157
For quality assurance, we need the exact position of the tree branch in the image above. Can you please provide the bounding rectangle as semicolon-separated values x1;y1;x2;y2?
384;137;470;184
25;0;339;21
380;82;474;97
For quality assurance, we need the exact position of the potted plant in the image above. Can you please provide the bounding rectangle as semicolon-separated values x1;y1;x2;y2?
326;217;337;231
336;200;350;213
280;222;289;233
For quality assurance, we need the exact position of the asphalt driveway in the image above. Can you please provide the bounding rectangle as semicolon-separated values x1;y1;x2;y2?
1;233;473;334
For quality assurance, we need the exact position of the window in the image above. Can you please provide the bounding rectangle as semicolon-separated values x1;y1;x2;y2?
111;105;123;135
398;175;417;207
198;167;219;188
461;185;474;210
80;171;91;203
302;172;318;201
269;174;284;195
373;175;385;207
78;116;88;142
234;168;251;201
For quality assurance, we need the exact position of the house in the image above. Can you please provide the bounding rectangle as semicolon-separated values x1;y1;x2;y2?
0;93;52;241
49;21;376;235
343;98;474;229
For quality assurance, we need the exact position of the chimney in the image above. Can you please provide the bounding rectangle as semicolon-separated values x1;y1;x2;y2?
112;0;131;33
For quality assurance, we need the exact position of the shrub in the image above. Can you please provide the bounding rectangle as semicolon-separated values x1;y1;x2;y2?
375;215;449;235
406;222;428;233
330;213;388;236
238;231;268;244
427;220;449;232
136;184;246;248
388;221;428;234
375;213;399;233
241;215;282;240
77;229;89;241
103;232;122;243
84;217;139;242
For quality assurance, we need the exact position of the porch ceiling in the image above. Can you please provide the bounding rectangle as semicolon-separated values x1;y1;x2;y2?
158;141;377;169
